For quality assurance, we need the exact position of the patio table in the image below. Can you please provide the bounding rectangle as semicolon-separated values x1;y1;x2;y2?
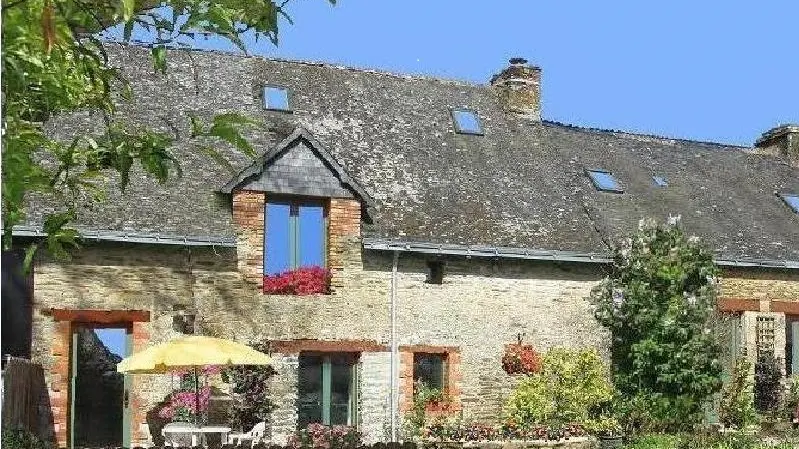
163;424;232;447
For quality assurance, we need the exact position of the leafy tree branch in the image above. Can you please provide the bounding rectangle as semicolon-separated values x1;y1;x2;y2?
1;0;334;264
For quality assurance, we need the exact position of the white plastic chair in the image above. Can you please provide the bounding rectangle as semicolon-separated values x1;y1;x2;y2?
228;422;266;448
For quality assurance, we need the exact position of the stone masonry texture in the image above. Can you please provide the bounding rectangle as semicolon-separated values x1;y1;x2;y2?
31;235;612;446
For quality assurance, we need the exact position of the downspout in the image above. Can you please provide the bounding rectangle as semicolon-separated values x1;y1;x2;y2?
389;251;399;441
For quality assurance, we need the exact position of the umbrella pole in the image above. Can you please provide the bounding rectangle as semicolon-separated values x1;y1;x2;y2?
194;366;200;427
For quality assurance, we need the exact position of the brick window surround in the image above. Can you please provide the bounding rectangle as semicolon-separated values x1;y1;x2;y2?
46;309;150;448
232;190;361;288
399;345;462;415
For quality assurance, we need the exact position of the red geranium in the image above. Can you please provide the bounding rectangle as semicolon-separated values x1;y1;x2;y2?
502;344;542;375
263;266;332;295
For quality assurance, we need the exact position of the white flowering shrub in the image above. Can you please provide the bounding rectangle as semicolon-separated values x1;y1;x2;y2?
591;218;723;432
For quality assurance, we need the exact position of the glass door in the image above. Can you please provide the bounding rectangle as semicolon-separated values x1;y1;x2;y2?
297;353;358;428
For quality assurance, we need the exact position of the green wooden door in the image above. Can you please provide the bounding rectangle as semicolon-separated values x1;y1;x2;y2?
122;328;133;448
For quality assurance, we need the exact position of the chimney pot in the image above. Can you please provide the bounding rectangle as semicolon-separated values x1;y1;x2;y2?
509;57;528;66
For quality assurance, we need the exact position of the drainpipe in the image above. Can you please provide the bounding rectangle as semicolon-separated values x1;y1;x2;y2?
389;251;399;442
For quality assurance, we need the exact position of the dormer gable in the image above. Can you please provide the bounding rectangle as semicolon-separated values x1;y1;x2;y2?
222;128;371;289
220;127;374;207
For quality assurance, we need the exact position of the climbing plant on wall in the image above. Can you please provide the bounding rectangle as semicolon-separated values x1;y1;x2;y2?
591;217;722;432
221;341;278;431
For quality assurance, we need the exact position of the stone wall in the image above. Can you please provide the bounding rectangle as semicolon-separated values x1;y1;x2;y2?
31;240;607;446
358;352;392;444
267;353;299;445
720;267;799;302
31;238;799;446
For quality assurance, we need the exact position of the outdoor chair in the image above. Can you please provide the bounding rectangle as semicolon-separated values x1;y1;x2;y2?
227;422;266;448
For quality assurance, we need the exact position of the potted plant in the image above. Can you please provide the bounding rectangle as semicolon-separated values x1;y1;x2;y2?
592;416;623;449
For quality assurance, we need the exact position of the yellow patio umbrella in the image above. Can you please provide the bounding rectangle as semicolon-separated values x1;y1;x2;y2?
117;335;271;374
117;335;271;425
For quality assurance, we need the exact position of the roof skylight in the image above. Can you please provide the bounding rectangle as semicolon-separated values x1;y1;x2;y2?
263;86;290;111
653;176;668;187
780;193;799;214
587;169;623;193
452;109;483;135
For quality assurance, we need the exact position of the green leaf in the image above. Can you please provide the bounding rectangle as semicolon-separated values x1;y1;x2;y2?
22;243;39;274
198;146;234;172
121;0;135;22
151;46;167;74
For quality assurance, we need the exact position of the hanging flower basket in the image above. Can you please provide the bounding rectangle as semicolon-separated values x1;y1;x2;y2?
263;266;332;295
502;344;542;375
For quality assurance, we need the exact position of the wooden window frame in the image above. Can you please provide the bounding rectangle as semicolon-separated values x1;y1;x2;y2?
412;352;448;392
297;352;359;428
264;197;329;275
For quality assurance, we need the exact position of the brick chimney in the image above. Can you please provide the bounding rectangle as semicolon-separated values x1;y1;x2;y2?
754;124;799;167
490;57;542;121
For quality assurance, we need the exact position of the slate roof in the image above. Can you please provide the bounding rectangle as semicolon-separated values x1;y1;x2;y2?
29;43;799;263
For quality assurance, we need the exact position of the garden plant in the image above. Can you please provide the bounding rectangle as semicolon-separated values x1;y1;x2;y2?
592;218;723;433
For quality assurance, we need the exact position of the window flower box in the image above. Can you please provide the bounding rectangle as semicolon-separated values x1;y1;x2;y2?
262;266;332;295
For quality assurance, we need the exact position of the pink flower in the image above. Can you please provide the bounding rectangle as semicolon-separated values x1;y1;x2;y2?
263;266;331;295
202;365;222;375
158;405;174;419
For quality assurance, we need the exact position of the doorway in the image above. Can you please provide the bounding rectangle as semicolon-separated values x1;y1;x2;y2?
69;324;132;448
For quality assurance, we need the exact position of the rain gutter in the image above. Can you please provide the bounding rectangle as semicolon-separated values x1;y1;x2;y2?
11;225;237;248
362;238;799;269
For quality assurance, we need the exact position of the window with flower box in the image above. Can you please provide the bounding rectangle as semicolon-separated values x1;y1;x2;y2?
265;199;326;275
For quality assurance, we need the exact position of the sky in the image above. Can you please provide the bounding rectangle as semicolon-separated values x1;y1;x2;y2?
104;0;799;146
95;329;127;357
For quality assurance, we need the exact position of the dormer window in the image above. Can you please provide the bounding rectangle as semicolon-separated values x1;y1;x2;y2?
780;193;799;214
452;109;483;135
263;85;290;111
586;169;624;193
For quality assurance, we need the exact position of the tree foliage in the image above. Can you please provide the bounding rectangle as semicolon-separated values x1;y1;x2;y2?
1;0;332;261
591;218;723;432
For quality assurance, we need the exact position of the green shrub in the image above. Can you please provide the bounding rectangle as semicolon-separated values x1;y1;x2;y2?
591;218;723;432
719;357;757;429
676;431;761;449
504;347;614;431
622;434;681;449
782;374;799;420
621;432;793;449
1;429;51;449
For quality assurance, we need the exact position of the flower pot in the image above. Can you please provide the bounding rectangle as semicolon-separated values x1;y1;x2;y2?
598;435;624;449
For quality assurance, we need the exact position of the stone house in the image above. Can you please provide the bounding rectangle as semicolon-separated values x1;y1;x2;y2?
6;44;799;447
